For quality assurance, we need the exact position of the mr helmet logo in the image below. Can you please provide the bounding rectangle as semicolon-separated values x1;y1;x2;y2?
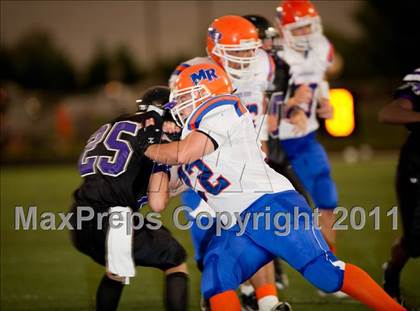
208;27;222;42
190;69;218;85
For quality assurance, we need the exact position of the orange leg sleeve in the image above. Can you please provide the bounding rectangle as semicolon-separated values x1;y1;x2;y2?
255;283;277;300
209;290;241;311
342;264;405;311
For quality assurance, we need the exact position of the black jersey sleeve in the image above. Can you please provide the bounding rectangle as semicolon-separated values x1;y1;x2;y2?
271;52;291;96
266;50;291;121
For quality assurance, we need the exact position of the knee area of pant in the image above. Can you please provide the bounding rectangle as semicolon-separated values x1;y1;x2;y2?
302;254;344;293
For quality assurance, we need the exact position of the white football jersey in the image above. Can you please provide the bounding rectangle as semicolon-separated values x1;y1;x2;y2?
169;49;275;142
178;94;294;221
277;35;334;139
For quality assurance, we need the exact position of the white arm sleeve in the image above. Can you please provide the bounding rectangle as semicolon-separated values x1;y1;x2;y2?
106;206;135;284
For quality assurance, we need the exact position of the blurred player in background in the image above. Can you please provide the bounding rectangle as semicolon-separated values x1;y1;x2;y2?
145;62;407;311
379;68;420;305
69;87;188;311
244;13;312;205
272;2;341;296
169;15;284;311
243;14;316;292
242;15;280;53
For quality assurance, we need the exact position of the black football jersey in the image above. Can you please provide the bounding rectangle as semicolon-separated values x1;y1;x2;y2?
266;49;294;122
394;68;420;133
73;111;159;212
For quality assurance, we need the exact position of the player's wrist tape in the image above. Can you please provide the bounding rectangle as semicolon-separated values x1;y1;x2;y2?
106;206;136;279
152;163;172;178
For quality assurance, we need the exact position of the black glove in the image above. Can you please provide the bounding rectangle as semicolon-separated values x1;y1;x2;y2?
143;110;164;127
139;111;164;151
141;125;162;151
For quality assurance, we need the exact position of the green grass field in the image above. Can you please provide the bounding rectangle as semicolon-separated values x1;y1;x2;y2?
1;156;419;310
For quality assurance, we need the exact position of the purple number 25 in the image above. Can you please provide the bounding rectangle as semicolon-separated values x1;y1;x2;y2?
78;121;139;177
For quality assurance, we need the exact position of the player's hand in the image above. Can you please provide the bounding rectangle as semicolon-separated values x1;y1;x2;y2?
141;118;162;150
289;84;312;106
288;109;308;135
162;121;180;134
162;121;181;142
144;118;156;127
317;98;334;119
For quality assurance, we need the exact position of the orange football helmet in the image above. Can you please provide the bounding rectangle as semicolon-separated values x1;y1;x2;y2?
276;0;322;51
169;63;233;127
206;15;261;81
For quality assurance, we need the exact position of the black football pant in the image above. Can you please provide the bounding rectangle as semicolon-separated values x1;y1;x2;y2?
396;134;420;258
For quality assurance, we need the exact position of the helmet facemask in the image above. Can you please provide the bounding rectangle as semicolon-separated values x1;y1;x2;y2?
169;85;212;127
212;39;262;81
282;16;322;52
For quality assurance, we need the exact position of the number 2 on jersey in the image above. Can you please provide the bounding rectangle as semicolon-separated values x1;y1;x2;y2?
78;121;139;177
178;159;230;196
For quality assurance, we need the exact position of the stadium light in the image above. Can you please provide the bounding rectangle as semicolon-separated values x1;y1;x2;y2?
325;88;355;137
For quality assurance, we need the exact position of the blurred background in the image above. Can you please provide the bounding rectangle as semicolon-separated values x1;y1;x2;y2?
1;0;419;163
1;1;420;310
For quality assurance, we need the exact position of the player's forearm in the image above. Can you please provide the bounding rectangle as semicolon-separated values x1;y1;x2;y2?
148;172;169;213
145;142;182;165
380;109;420;124
145;141;198;165
145;131;215;165
379;99;420;124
